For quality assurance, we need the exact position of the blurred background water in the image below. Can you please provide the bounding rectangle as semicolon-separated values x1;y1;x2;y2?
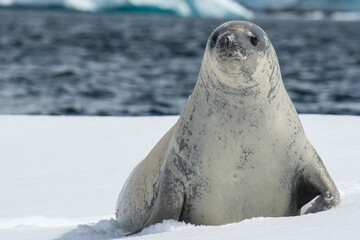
0;0;359;116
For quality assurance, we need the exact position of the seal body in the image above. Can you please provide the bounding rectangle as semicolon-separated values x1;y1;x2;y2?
115;21;340;234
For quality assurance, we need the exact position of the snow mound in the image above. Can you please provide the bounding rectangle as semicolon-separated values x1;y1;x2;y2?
0;0;254;19
237;0;360;12
138;220;193;235
57;219;125;240
57;219;193;240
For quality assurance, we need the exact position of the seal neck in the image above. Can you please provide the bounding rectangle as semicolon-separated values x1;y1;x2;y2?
195;61;280;112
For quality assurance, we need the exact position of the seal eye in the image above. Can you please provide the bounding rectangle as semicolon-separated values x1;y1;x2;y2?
210;32;219;48
249;34;259;46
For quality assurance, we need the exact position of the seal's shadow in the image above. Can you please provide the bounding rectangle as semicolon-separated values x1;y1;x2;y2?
57;219;186;239
56;219;126;240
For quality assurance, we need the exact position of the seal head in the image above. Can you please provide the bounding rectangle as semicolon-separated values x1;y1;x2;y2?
198;21;281;108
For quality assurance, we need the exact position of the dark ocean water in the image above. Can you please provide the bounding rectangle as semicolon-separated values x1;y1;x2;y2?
0;9;359;116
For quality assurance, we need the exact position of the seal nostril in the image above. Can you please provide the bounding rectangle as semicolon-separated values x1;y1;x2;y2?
224;35;230;48
210;32;219;48
249;34;259;46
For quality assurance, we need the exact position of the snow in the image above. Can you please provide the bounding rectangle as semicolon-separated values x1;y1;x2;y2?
0;0;254;19
192;0;253;19
236;0;360;12
0;114;359;240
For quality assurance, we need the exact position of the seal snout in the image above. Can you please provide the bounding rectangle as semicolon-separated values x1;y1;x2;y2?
216;32;248;61
218;32;237;51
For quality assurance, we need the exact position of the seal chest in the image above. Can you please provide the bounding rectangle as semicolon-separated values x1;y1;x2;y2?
115;20;340;235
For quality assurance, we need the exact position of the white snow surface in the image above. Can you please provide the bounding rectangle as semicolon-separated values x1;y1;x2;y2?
0;114;359;240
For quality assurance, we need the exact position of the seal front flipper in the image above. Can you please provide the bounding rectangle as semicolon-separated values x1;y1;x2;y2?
296;145;340;214
127;168;185;235
116;123;181;235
